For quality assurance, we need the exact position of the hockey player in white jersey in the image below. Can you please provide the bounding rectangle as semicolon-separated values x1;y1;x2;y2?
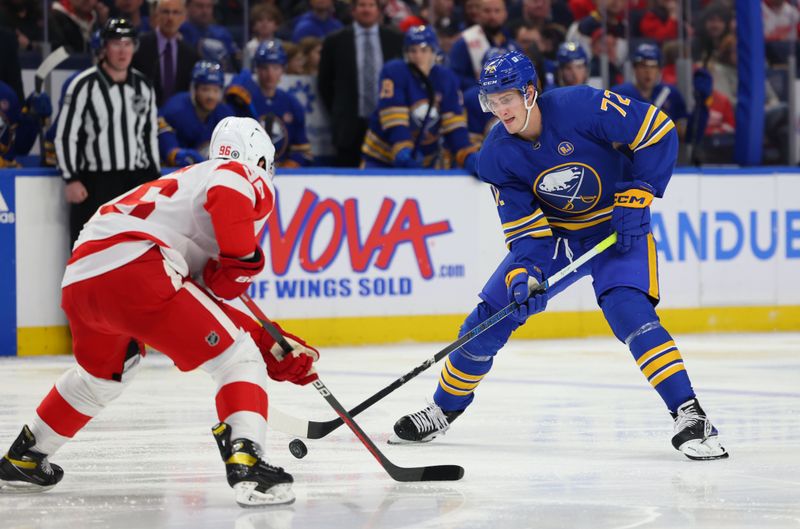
0;117;318;507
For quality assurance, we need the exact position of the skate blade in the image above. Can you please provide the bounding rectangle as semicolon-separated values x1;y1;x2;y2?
233;482;295;507
678;437;730;461
387;433;436;445
0;479;57;494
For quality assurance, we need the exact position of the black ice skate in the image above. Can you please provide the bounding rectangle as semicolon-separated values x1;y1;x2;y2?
0;425;64;493
671;399;729;460
212;422;294;507
389;403;463;445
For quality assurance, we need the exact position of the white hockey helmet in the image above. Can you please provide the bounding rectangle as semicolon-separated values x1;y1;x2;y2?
210;116;275;175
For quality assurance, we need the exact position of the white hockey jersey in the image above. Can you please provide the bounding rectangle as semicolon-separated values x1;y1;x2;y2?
62;158;275;287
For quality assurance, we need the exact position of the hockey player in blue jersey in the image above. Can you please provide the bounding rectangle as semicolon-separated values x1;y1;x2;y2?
158;60;235;166
555;42;590;87
225;40;312;167
361;25;479;171
391;51;728;461
0;81;51;168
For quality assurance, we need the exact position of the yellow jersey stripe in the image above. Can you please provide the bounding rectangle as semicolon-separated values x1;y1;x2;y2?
549;216;611;231
649;362;686;388
504;217;550;238
629;105;656;150
642;350;683;378
506;229;553;247
636;120;675;152
502;210;545;230
636;340;676;367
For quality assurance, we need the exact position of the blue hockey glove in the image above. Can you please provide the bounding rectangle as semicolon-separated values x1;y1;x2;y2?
170;148;204;166
692;68;713;105
506;263;548;324
394;147;421;168
25;92;52;118
611;180;654;253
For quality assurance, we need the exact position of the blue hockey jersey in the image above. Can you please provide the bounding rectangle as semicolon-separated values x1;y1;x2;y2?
226;70;312;167
0;81;39;167
363;59;478;168
476;85;678;276
157;92;235;163
611;81;688;125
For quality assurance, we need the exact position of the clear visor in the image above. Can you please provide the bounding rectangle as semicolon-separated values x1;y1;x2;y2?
479;88;525;113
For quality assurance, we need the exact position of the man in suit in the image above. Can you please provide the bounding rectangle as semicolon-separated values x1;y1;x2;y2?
318;0;403;167
132;0;199;106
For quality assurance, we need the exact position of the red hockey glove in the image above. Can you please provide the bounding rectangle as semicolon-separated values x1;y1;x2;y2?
203;247;264;300
254;325;320;386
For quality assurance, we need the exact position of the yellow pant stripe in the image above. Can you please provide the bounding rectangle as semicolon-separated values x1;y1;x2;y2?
641;350;683;378
647;233;659;299
649;362;686;388
636;340;676;367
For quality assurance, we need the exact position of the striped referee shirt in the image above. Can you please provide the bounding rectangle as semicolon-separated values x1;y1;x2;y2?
55;64;160;180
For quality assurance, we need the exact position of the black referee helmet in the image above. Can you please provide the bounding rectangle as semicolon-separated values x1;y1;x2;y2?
101;18;138;47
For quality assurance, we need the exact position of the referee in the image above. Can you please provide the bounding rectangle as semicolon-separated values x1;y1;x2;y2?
56;18;160;246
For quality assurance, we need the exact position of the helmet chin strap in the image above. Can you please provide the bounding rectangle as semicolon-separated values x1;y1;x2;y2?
517;87;538;135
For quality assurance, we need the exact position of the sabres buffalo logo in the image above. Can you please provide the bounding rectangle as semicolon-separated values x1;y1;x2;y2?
533;162;601;213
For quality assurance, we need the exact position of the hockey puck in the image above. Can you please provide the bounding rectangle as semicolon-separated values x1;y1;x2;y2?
289;438;308;459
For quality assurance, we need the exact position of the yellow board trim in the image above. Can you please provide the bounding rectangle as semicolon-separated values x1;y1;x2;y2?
16;306;800;354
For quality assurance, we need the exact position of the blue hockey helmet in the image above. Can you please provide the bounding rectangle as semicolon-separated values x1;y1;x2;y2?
253;40;287;67
191;60;224;87
478;50;538;112
556;42;588;67
633;43;661;66
403;25;440;53
482;46;507;67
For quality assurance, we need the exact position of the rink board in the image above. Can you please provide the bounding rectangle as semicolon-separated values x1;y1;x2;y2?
0;168;799;356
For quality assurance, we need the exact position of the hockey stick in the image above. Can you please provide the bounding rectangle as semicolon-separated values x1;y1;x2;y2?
34;46;69;165
267;232;618;439
239;293;465;482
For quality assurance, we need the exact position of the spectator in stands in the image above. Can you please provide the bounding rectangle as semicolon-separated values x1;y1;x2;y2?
111;0;151;33
0;0;44;50
513;21;545;55
292;0;343;43
244;4;282;62
0;28;24;101
640;0;679;43
462;0;482;27
426;0;465;34
284;41;306;74
587;28;623;85
318;0;404;167
555;41;589;86
692;2;732;63
299;36;323;75
508;0;573;36
449;0;519;91
566;0;628;66
180;0;240;70
132;0;200;107
49;0;105;52
612;43;688;136
0;80;51;168
56;18;160;246
434;18;461;58
157;60;234;166
361;26;478;171
226;40;313;167
763;0;800;42
383;0;416;28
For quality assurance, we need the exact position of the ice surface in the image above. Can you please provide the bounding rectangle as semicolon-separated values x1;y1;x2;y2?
1;333;799;529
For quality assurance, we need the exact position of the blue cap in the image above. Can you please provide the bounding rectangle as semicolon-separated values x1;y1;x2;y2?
633;43;661;66
253;40;287;67
404;25;440;53
191;60;224;87
479;50;538;97
556;42;588;67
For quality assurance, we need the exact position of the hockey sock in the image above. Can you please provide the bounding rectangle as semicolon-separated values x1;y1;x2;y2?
601;287;695;413
202;331;269;446
433;301;515;412
31;362;139;455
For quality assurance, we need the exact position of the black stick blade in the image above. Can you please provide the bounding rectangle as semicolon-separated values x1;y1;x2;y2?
390;464;465;482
